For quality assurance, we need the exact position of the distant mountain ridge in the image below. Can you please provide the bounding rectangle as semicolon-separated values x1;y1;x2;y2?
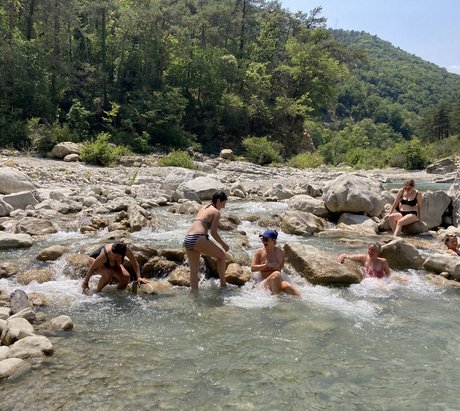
330;29;460;115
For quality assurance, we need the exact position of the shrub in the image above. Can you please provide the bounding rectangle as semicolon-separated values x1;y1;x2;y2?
242;136;282;165
288;151;324;169
157;151;198;169
0;114;27;149
387;139;428;170
80;132;129;166
27;118;77;154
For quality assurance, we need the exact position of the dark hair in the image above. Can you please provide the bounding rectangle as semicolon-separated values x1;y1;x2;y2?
211;190;228;206
112;241;127;257
444;234;457;245
368;242;381;254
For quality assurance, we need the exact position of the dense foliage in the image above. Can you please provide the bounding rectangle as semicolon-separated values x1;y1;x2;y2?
0;2;459;169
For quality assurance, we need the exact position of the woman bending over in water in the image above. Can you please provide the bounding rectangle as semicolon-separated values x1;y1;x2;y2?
385;179;423;237
338;243;390;279
183;190;229;291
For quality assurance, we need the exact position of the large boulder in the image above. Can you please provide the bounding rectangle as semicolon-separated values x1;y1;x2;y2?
288;194;329;218
449;170;460;227
423;254;460;280
62;254;90;279
380;239;424;270
422;191;451;229
0;167;35;194
0;232;34;249
284;242;362;286
337;213;379;235
263;183;295;200
220;149;234;160
176;176;227;201
51;142;81;159
280;210;326;236
322;174;384;217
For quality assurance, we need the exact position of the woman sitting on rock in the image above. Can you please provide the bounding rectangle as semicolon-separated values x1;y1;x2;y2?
82;241;148;293
337;243;390;279
444;234;460;256
385;179;423;237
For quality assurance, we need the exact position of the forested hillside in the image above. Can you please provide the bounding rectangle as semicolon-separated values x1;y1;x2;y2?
1;1;459;169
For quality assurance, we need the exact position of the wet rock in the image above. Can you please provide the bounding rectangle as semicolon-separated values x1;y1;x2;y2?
27;292;49;307
9;308;36;322
143;257;177;278
47;315;73;331
284;242;362;286
36;245;67;261
0;232;34;249
128;279;173;295
380;239;424;270
16;269;53;285
63;254;89;279
225;263;251;286
1;318;35;346
0;358;31;379
167;266;190;287
425;274;460;288
0;261;19;278
7;335;53;360
10;290;32;315
423;254;460;280
158;248;185;263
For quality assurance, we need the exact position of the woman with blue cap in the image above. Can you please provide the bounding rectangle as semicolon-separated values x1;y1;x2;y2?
251;229;300;297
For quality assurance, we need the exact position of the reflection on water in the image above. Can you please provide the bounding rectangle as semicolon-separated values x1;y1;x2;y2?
2;200;460;409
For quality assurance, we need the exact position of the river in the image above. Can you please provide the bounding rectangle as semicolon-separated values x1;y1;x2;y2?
1;200;460;410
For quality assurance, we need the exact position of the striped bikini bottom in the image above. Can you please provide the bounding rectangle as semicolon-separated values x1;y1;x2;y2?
183;233;209;250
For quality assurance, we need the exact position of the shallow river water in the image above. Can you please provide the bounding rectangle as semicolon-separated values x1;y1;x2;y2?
1;200;460;410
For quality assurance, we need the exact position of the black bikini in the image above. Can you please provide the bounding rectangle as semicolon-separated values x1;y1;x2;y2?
89;246;122;268
399;191;418;216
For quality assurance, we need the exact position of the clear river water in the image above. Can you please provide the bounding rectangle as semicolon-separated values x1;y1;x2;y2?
1;200;460;410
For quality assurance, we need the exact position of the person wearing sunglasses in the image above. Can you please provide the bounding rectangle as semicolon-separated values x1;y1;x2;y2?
251;229;300;297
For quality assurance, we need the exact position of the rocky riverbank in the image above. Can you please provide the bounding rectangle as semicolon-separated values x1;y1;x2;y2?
2;148;460;381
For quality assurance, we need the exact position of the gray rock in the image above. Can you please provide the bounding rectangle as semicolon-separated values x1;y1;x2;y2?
1;317;35;346
380;239;424;270
423;254;460;280
2;190;39;210
48;315;73;331
280;210;326;236
284;242;362;286
323;174;384;217
51;142;81;159
36;245;67;261
0;167;35;194
426;158;457;174
0;232;33;249
0;358;31;379
7;335;53;359
9;290;32;315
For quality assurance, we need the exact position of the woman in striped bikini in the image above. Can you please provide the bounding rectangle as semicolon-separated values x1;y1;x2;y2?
183;191;230;290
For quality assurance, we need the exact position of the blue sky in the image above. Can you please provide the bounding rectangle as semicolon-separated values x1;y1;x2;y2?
281;0;460;75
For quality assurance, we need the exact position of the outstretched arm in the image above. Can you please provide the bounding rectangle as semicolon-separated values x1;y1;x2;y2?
337;254;366;264
126;248;148;284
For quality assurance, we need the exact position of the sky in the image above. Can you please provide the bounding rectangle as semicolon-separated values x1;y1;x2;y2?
281;0;460;75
